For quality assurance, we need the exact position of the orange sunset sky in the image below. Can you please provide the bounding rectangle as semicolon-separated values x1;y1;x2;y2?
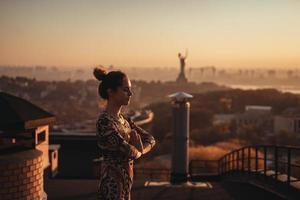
0;0;300;68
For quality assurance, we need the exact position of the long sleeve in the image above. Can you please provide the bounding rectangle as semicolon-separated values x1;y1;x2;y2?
126;117;156;155
96;116;141;160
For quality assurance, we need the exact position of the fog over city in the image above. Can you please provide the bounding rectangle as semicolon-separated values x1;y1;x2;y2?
1;65;300;94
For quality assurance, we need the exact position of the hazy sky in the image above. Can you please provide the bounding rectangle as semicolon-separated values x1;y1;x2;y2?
1;0;300;68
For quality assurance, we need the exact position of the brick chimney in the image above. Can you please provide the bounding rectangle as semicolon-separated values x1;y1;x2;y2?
0;92;56;200
0;150;45;200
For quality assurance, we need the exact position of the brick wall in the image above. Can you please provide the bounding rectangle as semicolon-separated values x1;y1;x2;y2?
0;149;45;200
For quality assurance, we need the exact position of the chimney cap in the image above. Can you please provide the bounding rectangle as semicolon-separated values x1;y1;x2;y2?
167;91;193;102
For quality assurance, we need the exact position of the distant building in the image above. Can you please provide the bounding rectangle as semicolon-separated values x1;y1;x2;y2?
235;105;273;133
274;115;300;134
215;105;300;136
245;105;272;113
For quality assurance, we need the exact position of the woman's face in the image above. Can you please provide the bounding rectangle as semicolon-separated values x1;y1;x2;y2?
108;76;133;106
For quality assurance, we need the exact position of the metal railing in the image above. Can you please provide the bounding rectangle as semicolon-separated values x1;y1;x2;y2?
218;145;300;187
93;145;300;190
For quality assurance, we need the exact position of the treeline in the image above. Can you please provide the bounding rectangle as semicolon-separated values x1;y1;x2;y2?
192;89;299;114
0;76;100;125
0;76;228;126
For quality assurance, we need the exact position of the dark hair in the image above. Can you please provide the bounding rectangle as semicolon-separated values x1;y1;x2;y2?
93;67;126;99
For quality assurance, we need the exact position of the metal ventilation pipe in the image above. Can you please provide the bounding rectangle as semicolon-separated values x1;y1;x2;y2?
168;92;193;184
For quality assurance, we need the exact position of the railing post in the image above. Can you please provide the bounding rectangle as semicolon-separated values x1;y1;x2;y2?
218;160;222;176
189;160;192;178
264;146;267;177
229;154;232;174
229;153;232;173
274;146;278;180
287;148;291;186
232;152;235;173
242;148;245;172
221;156;225;175
237;150;240;172
231;153;234;172
224;155;228;174
217;160;219;175
235;151;237;171
227;154;230;174
248;146;251;174
219;159;224;175
228;155;230;174
232;151;235;172
220;158;224;175
225;155;227;174
220;159;223;175
232;153;235;172
255;147;258;174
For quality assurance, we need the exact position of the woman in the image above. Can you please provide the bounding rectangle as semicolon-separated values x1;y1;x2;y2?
94;67;156;200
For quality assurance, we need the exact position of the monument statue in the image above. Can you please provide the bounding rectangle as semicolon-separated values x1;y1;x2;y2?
176;50;188;84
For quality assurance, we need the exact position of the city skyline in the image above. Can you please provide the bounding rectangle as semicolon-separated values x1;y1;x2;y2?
1;0;300;68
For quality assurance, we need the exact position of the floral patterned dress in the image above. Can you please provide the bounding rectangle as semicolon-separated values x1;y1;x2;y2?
96;110;156;200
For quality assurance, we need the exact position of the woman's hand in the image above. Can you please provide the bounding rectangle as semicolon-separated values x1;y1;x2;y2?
129;129;143;153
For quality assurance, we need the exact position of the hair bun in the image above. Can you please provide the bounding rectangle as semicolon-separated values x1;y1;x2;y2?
93;66;107;81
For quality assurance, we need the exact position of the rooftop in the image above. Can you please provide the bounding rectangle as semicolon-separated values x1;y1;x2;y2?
0;92;55;131
44;178;284;200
